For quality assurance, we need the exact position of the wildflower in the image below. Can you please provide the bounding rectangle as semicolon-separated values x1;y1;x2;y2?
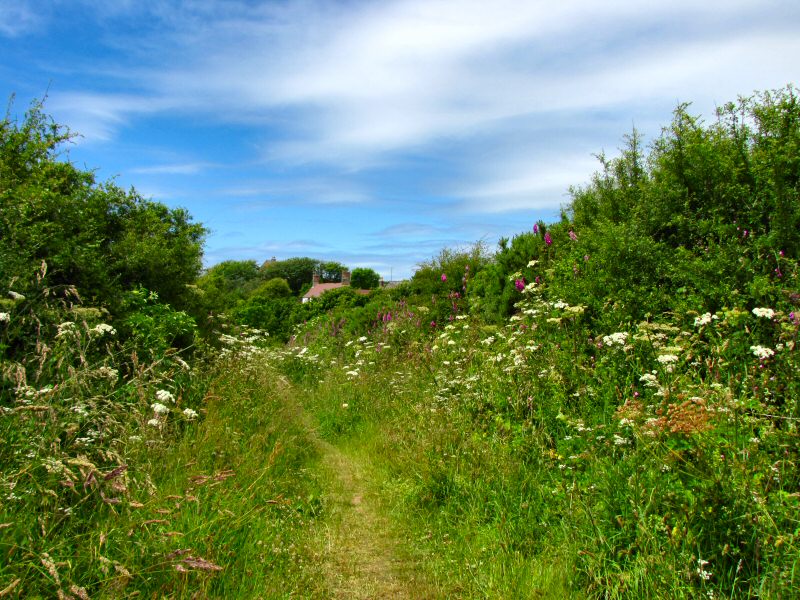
341;403;349;409
7;291;25;301
156;389;175;403
694;312;715;327
151;402;169;415
527;259;538;267
97;366;118;380
752;307;775;319
750;345;774;360
514;278;525;291
182;408;198;420
91;323;116;336
569;230;578;241
603;332;628;347
639;373;658;387
0;312;9;323
696;558;712;581
583;254;589;262
147;418;161;427
533;223;539;234
657;354;679;364
544;232;552;246
441;273;447;282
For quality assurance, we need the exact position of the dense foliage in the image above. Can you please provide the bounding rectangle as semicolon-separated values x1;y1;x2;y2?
1;87;798;598
1;102;206;314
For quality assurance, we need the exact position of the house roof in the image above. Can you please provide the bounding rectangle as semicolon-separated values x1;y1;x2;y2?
303;283;345;298
302;283;372;299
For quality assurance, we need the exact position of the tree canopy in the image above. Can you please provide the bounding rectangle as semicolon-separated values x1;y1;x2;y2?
350;267;381;290
0;100;207;312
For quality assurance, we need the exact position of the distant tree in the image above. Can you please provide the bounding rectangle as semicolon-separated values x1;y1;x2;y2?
250;277;292;301
261;258;348;293
318;260;347;283
350;267;381;290
261;257;318;294
195;260;262;313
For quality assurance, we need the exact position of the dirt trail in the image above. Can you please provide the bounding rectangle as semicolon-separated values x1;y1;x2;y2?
314;439;429;599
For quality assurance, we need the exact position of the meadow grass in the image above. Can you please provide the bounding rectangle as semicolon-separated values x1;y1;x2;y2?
0;322;328;598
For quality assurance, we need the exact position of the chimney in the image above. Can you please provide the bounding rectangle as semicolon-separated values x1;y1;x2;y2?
341;270;351;286
312;272;320;285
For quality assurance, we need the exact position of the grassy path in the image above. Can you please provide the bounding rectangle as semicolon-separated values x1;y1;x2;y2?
311;438;433;599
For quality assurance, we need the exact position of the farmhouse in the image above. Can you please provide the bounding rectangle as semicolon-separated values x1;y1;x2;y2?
301;270;371;303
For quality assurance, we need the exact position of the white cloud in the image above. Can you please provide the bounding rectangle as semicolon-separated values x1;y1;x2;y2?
130;162;215;175
0;2;42;37
45;0;800;158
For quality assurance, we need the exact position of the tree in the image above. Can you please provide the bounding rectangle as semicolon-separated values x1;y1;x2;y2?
0;100;207;312
350;267;381;290
261;257;318;294
250;277;292;301
261;258;348;293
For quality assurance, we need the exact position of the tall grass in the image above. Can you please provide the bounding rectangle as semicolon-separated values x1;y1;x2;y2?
285;280;800;598
0;280;327;598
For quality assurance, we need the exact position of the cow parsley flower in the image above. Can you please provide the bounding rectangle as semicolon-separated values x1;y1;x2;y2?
603;332;628;347
693;312;716;327
7;291;25;301
657;354;679;364
0;312;9;323
151;402;169;415
750;345;774;360
752;307;775;319
91;323;116;336
147;418;161;427
156;389;175;403
182;408;198;420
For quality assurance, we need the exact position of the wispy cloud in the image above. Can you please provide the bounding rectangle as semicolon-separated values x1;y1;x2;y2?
0;2;41;37
7;0;798;276
43;0;799;165
130;162;216;175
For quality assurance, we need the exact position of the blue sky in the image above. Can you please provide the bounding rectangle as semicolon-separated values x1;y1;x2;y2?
2;0;799;280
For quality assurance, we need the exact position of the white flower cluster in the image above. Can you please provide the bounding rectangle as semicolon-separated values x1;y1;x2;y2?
91;323;116;336
182;408;198;420
7;291;25;301
693;312;718;327
56;321;76;337
750;345;775;360
656;354;679;364
752;307;775;319
96;366;118;380
156;389;176;403
639;372;659;388
602;332;628;347
0;312;9;323
151;402;169;415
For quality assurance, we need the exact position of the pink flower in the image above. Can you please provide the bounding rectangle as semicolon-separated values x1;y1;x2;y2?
569;230;578;241
515;278;525;291
533;223;539;234
441;273;447;282
544;232;552;246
